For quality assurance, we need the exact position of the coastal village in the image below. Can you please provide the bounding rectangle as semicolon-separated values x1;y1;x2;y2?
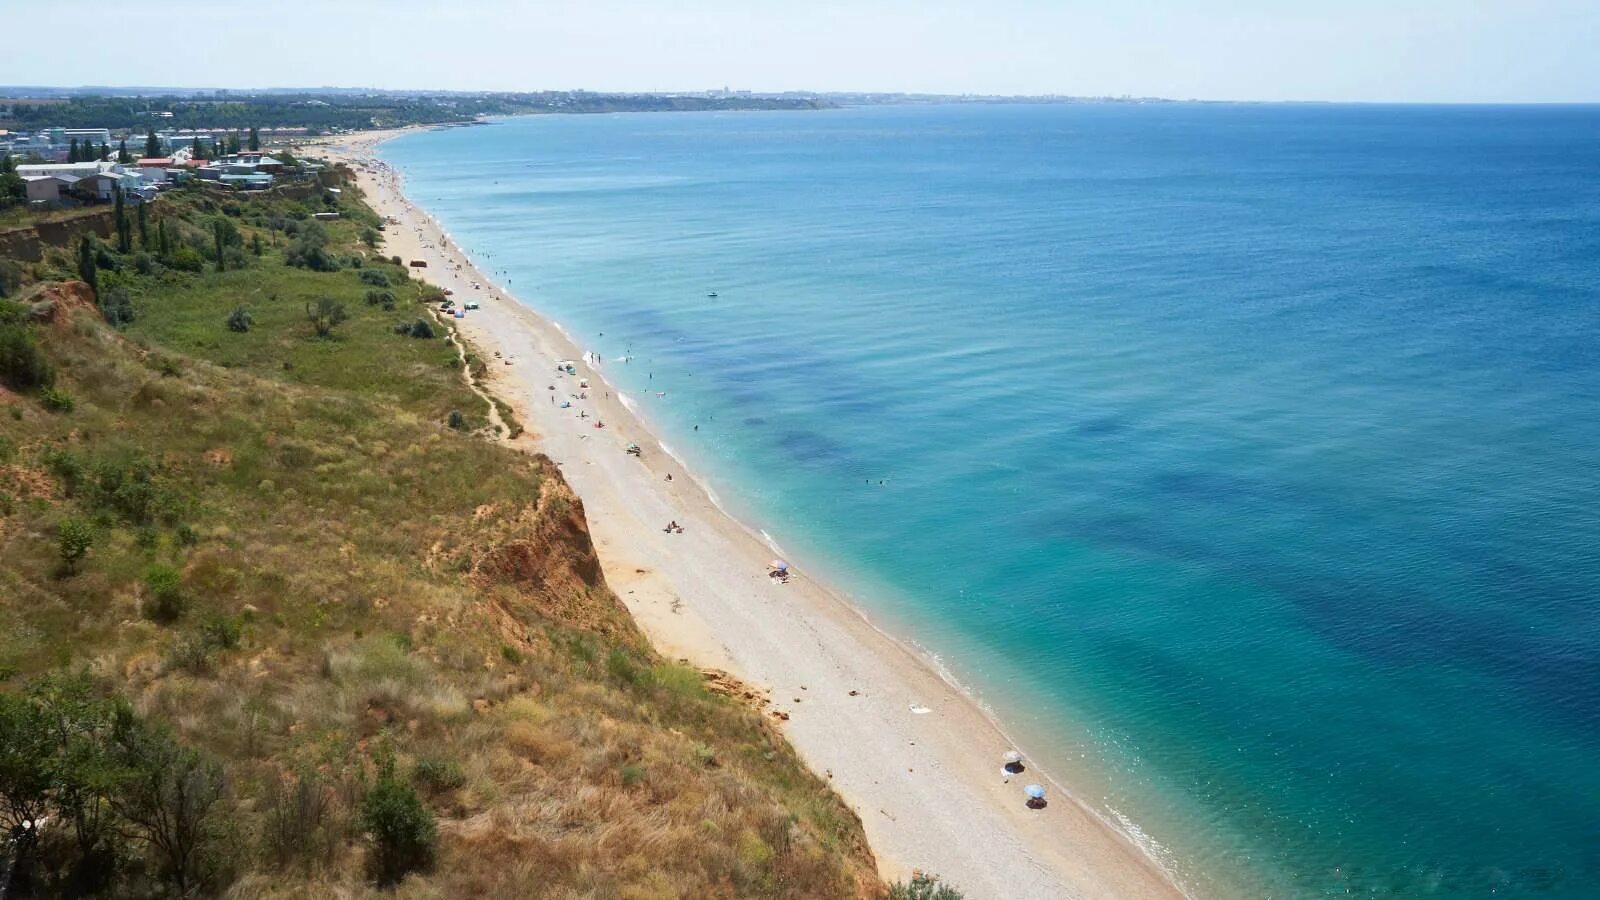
1;125;315;206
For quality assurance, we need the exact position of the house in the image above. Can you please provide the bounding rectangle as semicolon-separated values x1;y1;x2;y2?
15;161;120;181
220;173;273;191
22;175;72;203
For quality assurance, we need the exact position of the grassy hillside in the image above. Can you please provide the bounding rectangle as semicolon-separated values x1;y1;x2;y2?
0;179;879;898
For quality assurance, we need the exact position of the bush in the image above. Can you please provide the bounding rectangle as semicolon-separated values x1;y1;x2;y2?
359;269;390;287
886;874;966;900
365;289;395;307
168;244;205;273
99;284;135;327
57;517;94;574
41;386;75;413
305;296;348;338
406;318;435;339
164;633;215;674
201;615;243;650
142;563;186;623
360;758;436;886
446;410;465;430
412;758;465;795
0;317;55;391
226;305;253;333
262;771;334;871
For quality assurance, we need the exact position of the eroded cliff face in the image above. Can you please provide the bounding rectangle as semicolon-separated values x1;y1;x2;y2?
21;279;100;329
469;471;647;648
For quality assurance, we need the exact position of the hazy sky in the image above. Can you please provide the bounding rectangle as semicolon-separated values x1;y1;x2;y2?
3;0;1598;102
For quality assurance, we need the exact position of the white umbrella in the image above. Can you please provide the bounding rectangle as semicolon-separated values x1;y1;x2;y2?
1024;784;1046;800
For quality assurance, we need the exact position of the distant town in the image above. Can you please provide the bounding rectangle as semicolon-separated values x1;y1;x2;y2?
0;87;1179;214
1;124;317;210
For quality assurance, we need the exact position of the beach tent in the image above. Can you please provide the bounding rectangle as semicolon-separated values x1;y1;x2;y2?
770;560;789;572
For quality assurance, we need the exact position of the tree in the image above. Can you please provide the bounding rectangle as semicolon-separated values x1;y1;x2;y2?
114;190;132;253
304;296;348;338
191;137;204;160
213;220;227;272
157;219;173;259
57;518;94;574
98;142;109;162
110;721;226;897
225;132;241;156
247;126;260;152
68;138;80;163
137;198;149;247
359;757;435;886
145;128;161;158
77;235;98;297
116;139;132;164
226;306;253;333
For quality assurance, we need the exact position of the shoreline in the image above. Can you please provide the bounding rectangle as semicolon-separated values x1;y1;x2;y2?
310;125;1193;900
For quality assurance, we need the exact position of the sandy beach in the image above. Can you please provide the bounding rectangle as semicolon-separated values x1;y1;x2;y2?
309;126;1190;900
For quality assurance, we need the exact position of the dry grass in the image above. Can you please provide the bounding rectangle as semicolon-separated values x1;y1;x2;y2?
0;182;878;897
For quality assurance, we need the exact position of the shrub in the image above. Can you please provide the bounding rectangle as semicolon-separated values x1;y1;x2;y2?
142;563;186;623
407;318;435;339
446;410;465;430
360;758;436;886
412;758;465;795
304;296;348;338
57;517;94;574
262;771;334;871
360;227;381;248
164;633;215;674
99;284;135;327
168;244;205;273
359;269;390;287
226;305;253;333
365;289;395;307
201;615;243;650
41;386;75;413
389;255;403;266
0;318;54;391
886;874;966;900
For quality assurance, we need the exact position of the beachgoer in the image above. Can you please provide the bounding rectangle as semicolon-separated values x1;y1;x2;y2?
665;474;673;482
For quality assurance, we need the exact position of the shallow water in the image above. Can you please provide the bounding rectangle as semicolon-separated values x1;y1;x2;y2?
384;104;1600;896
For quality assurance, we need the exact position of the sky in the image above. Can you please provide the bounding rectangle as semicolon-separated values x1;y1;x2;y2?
2;0;1598;102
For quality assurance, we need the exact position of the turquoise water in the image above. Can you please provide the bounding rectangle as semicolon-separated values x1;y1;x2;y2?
383;105;1600;897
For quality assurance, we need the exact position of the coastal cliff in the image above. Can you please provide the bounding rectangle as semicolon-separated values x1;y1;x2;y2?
0;180;881;897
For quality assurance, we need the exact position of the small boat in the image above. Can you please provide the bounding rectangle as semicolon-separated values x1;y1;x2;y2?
706;291;719;298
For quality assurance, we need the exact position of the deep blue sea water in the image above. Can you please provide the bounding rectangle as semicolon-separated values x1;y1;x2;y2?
383;104;1600;897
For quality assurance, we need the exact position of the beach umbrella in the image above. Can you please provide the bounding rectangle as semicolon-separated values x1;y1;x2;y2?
770;560;789;571
1003;750;1023;766
1024;784;1046;800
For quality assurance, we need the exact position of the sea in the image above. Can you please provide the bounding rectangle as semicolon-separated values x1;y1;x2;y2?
381;103;1600;897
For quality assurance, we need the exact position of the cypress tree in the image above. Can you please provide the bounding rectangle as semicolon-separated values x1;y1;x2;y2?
226;133;241;156
114;189;131;253
214;220;226;272
192;137;203;160
145;128;161;158
137;198;149;247
248;126;260;152
98;142;109;161
68;138;79;163
117;139;132;164
77;235;98;296
158;219;173;259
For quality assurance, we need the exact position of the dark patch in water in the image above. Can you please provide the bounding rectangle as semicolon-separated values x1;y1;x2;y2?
774;429;851;466
1075;416;1129;437
743;416;768;426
